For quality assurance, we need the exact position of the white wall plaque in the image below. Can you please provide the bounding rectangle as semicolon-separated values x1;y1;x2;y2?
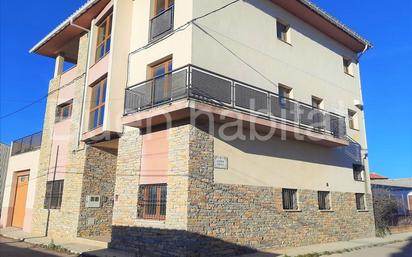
214;156;228;169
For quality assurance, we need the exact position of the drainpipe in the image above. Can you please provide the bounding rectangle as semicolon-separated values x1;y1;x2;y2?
357;44;369;61
70;19;90;33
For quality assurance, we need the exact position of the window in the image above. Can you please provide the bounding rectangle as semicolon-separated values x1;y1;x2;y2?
95;13;113;62
278;85;292;107
278;85;292;99
355;193;366;210
282;189;298;210
343;57;353;75
348;109;359;130
276;20;290;43
89;78;107;130
353;164;364;181
150;0;174;40
44;180;64;209
139;184;167;220
318;191;331;210
149;58;173;104
153;0;174;16
312;96;323;109
55;100;73;122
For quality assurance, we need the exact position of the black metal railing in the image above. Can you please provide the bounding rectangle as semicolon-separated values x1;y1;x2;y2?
124;65;347;138
11;131;42;156
150;6;174;41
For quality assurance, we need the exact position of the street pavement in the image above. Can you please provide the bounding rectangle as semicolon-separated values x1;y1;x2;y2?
0;236;76;257
330;239;412;257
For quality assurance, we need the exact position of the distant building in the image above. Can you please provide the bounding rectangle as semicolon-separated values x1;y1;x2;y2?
370;175;412;216
370;172;388;180
0;133;41;232
0;143;10;216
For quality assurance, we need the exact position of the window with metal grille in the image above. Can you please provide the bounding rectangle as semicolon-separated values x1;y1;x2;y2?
44;180;64;209
282;188;298;210
318;191;331;210
55;100;73;123
353;164;364;181
355;193;366;210
139;184;167;220
95;12;112;62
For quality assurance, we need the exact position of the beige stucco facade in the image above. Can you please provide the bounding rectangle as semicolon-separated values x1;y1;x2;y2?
9;0;376;254
0;149;40;232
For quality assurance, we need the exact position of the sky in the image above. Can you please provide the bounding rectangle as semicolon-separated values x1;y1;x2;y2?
0;0;411;178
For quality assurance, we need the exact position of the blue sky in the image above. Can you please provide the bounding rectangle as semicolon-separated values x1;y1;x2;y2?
0;0;411;178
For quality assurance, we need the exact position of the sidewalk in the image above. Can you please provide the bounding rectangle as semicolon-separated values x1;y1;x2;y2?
0;227;108;255
1;227;411;257
240;232;412;257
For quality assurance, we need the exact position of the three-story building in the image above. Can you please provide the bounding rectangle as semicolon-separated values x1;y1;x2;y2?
4;0;376;255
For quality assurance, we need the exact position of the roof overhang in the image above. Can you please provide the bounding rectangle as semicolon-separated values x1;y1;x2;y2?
271;0;372;53
30;0;111;62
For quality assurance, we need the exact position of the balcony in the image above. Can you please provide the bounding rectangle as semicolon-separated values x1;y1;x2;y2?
150;6;174;41
11;132;42;156
123;65;348;147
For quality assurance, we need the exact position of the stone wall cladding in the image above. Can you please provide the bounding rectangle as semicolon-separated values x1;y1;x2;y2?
202;185;375;249
77;145;117;237
31;75;61;237
112;128;142;226
110;123;375;256
31;34;90;239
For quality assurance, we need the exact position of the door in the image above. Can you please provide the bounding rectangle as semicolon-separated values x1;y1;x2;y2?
11;174;29;228
408;194;412;214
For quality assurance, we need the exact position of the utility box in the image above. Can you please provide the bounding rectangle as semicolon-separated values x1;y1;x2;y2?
85;195;101;208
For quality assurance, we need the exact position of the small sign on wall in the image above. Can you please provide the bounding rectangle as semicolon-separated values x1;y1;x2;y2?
214;156;228;170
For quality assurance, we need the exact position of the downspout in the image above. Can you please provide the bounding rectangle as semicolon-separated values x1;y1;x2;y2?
69;19;92;149
357;44;370;61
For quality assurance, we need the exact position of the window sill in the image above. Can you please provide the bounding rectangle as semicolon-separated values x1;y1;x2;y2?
55;118;71;124
357;209;369;212
319;210;334;213
354;179;365;182
283;209;302;213
91;51;110;69
135;219;166;226
344;71;355;77
278;38;292;46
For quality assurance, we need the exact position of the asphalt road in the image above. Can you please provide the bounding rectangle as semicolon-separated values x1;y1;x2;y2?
0;236;76;257
330;240;412;257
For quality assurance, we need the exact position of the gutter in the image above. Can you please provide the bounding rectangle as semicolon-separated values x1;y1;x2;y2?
297;0;373;49
29;0;100;54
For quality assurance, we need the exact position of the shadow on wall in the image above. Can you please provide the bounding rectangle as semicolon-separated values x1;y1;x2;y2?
213;125;362;169
81;226;278;257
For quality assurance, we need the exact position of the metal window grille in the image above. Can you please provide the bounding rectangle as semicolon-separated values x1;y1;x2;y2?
282;189;298;210
44;180;64;209
355;193;366;210
318;191;331;210
139;184;167;220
